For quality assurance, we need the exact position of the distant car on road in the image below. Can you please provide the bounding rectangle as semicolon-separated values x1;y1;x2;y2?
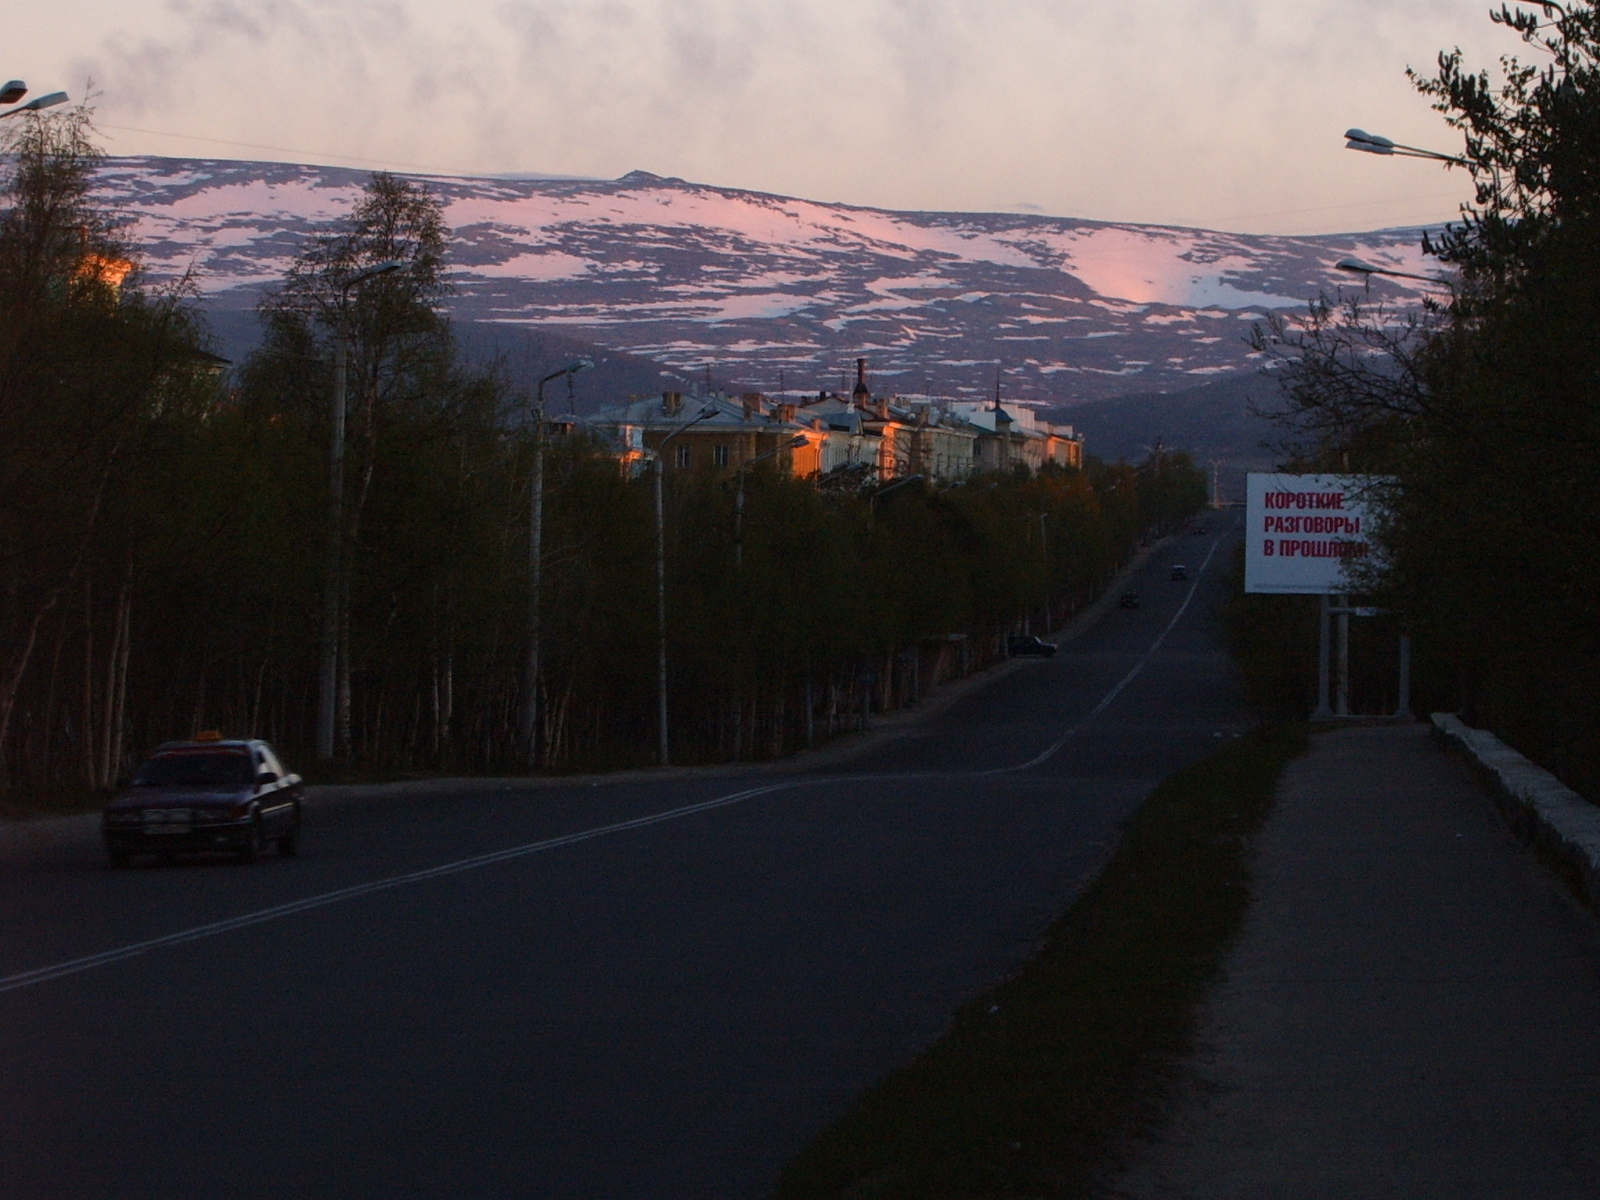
1170;565;1189;581
1119;591;1140;609
102;734;303;867
1006;635;1058;658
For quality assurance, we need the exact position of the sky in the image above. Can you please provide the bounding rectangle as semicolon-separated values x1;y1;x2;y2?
4;1;1539;235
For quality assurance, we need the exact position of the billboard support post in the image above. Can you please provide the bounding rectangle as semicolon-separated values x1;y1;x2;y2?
1314;594;1333;719
1336;595;1351;717
1396;633;1412;719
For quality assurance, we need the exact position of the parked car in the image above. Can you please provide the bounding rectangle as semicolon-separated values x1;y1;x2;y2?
1007;635;1058;657
1119;591;1140;609
102;734;303;867
1170;564;1189;581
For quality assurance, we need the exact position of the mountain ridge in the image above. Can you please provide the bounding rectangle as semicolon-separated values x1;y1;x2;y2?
96;155;1436;408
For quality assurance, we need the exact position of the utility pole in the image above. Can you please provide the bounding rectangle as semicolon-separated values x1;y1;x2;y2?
521;360;592;769
734;435;807;567
652;402;718;766
316;333;348;762
316;259;406;762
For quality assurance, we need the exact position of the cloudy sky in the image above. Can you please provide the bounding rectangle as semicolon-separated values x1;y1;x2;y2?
6;1;1535;234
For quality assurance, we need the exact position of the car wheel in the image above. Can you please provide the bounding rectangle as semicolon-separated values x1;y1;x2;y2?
237;818;264;864
278;820;300;859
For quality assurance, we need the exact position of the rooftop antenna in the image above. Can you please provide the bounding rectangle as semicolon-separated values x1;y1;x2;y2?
993;364;1001;410
780;370;786;402
704;364;712;395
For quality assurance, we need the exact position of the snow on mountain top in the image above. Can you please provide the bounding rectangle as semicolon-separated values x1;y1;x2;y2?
94;156;1439;403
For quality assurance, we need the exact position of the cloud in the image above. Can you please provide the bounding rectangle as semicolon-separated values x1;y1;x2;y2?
18;0;1518;232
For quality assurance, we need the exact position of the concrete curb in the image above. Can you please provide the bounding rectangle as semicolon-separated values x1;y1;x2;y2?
1432;711;1600;908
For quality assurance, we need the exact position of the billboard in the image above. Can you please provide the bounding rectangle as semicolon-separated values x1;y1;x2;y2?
1244;473;1387;595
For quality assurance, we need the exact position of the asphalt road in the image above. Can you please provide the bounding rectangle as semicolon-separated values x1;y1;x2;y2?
0;516;1247;1200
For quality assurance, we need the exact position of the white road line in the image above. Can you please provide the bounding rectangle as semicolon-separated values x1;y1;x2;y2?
995;531;1228;774
1;529;1232;996
0;781;796;995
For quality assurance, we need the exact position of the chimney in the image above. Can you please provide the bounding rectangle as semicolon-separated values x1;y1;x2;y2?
740;391;767;420
851;357;872;412
662;391;683;417
774;402;797;423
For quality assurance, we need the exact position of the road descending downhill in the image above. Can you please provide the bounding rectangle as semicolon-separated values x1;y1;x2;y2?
0;519;1245;1200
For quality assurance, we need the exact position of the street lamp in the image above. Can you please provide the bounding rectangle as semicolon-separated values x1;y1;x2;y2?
651;402;718;766
733;435;808;566
1343;128;1469;166
316;258;407;762
521;358;593;769
0;87;69;120
1335;256;1453;288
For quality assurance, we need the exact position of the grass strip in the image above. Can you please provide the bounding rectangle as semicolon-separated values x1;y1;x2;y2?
773;723;1308;1200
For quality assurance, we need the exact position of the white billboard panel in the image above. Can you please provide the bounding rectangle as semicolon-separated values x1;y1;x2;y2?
1244;473;1386;595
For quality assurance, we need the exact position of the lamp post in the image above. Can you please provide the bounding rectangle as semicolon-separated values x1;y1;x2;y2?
0;86;69;119
1335;256;1453;288
866;473;925;528
652;402;718;766
521;359;593;769
316;259;407;762
734;435;807;567
1343;128;1469;166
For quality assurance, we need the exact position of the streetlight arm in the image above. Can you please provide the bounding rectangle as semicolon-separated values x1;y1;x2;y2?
1335;257;1453;287
1343;128;1469;166
341;259;408;291
537;358;595;390
738;434;809;472
0;91;68;119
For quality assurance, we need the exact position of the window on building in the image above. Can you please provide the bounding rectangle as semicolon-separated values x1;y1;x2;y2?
712;445;729;468
675;444;691;469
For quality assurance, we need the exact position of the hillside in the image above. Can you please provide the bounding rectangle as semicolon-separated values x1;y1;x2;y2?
1049;372;1291;499
100;157;1434;408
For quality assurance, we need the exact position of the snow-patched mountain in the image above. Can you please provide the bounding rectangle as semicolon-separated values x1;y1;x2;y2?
97;156;1437;404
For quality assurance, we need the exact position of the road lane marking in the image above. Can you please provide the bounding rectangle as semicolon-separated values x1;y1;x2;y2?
996;529;1229;774
0;780;800;995
2;527;1234;995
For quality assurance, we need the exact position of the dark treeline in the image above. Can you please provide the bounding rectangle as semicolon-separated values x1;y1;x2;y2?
1255;4;1600;797
0;109;1206;807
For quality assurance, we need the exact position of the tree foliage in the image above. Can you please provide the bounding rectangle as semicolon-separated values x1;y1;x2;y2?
1256;2;1600;794
0;126;1208;807
0;104;215;797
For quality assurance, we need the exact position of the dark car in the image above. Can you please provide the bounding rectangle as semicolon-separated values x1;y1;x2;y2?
1007;634;1058;657
1119;590;1140;609
103;735;303;867
1170;564;1189;581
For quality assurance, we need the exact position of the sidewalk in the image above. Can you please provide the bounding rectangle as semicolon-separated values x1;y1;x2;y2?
1117;723;1600;1199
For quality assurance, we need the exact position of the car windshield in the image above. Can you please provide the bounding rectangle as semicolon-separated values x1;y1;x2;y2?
133;750;253;787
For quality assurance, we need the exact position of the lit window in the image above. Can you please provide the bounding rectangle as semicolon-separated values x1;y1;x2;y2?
675;444;691;469
713;445;729;468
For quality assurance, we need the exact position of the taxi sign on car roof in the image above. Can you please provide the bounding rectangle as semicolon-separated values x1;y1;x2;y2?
195;730;224;742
